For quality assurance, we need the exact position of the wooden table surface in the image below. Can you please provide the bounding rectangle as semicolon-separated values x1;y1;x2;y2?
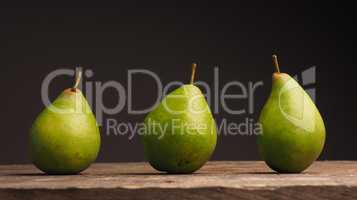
1;161;357;199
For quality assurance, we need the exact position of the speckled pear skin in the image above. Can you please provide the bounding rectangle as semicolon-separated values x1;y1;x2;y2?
258;73;325;173
29;88;101;175
142;84;217;174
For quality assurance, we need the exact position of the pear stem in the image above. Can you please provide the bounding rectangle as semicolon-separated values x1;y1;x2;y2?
272;54;280;73
190;63;197;84
73;69;82;89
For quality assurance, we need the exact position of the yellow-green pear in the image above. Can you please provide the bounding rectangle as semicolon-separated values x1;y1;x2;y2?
142;64;217;173
258;55;326;173
29;70;100;175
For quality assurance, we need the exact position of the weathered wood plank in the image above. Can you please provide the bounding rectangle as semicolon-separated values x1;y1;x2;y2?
1;161;357;199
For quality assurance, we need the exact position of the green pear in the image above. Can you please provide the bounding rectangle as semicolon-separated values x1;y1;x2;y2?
29;70;100;175
258;55;326;173
142;64;217;173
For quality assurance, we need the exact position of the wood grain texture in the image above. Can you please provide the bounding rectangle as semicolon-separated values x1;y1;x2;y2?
1;161;357;199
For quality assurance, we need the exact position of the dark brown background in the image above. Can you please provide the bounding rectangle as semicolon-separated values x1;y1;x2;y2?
0;1;355;164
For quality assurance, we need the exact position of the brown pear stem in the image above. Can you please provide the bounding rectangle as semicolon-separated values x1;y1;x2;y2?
73;69;82;89
190;63;197;84
272;54;280;73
